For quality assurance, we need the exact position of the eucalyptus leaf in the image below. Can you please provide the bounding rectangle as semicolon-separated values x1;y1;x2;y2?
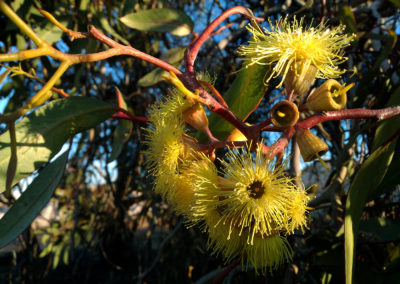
120;8;193;36
137;47;185;87
339;6;358;34
0;152;68;248
344;139;397;284
198;64;269;141
98;14;130;45
0;97;116;192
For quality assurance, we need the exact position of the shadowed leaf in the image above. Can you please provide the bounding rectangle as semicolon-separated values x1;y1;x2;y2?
0;152;68;248
345;138;397;284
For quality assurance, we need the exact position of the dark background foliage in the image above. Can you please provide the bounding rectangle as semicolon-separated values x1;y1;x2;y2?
0;0;400;283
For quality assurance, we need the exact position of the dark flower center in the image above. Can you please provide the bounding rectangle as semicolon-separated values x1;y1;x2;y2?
247;181;265;199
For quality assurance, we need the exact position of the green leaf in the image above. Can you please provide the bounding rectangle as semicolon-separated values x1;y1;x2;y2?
366;86;400;200
98;14;130;45
339;6;358;34
137;47;185;87
53;244;62;269
371;157;400;199
63;248;69;266
198;64;269;141
36;22;64;45
0;68;11;85
372;85;400;150
109;120;132;162
0;97;116;193
344;139;397;284
119;8;193;36
0;152;68;248
138;68;167;87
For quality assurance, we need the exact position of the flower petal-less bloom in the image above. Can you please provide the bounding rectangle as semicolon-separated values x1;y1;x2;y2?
238;16;354;90
144;90;193;201
243;234;293;274
190;144;309;271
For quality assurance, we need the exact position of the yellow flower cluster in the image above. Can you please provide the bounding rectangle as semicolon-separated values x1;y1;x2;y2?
145;85;310;273
238;16;354;95
189;146;309;273
238;16;355;165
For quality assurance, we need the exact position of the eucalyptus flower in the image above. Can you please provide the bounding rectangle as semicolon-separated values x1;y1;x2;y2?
238;16;354;94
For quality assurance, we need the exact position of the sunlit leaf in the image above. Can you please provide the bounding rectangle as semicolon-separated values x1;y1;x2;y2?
0;152;67;248
37;22;64;45
120;8;193;36
138;47;185;87
98;13;130;45
198;64;269;141
0;97;116;193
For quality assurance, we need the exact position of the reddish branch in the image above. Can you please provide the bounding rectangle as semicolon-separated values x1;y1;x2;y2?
112;108;149;123
88;26;182;75
198;140;248;152
266;127;296;158
297;107;400;129
185;6;263;75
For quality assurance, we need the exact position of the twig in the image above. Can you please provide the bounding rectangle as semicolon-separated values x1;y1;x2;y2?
297;106;400;130
185;6;263;75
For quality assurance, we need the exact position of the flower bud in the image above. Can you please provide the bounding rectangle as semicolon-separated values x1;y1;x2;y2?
270;100;299;128
296;129;328;162
181;134;200;160
183;102;209;133
226;124;250;147
305;79;353;111
284;61;318;96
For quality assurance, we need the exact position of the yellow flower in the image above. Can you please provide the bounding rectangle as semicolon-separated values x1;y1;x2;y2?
144;117;186;198
286;188;310;234
238;16;354;91
144;90;194;199
147;88;191;128
203;208;244;263
243;234;293;274
192;145;305;244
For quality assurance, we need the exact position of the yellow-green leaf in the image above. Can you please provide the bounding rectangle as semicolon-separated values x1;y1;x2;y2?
120;8;193;36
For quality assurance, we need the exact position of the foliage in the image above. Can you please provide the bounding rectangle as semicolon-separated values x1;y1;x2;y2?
0;0;399;283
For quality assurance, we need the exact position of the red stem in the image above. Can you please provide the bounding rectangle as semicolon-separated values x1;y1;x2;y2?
89;26;182;75
267;127;296;159
185;6;262;75
112;108;149;123
297;106;400;129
